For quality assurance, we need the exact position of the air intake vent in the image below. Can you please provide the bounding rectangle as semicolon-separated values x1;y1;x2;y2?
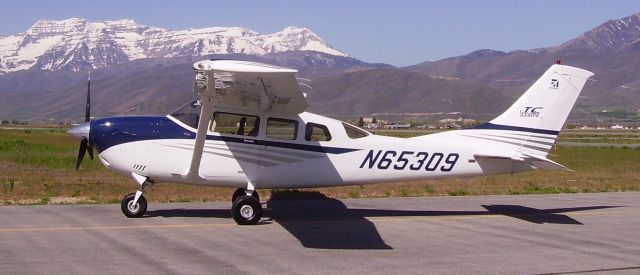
132;164;147;172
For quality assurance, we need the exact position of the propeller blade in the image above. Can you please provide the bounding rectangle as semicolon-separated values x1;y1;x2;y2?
76;137;88;170
85;73;91;123
87;145;94;160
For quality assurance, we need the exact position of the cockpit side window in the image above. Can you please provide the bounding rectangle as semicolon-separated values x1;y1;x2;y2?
266;118;298;140
211;112;260;137
342;122;369;139
169;99;201;129
305;123;332;142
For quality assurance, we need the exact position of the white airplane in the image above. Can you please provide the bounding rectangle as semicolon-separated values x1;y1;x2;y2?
68;60;593;225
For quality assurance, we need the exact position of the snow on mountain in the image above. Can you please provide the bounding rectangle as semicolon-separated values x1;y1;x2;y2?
0;18;347;74
556;13;640;52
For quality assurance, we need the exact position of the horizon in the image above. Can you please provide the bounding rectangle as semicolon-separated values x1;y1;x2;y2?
1;0;640;66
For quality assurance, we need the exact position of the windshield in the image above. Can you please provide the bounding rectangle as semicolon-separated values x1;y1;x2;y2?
169;99;201;129
342;122;369;139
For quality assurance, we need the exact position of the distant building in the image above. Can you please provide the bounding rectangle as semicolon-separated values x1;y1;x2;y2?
384;124;411;129
442;123;462;129
366;123;380;129
439;118;458;124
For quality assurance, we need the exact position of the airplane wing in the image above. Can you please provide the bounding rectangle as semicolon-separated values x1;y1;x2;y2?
473;153;570;171
193;60;309;115
185;60;308;180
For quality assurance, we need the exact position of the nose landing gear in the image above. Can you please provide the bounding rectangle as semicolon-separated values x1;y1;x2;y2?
121;192;147;218
121;172;150;218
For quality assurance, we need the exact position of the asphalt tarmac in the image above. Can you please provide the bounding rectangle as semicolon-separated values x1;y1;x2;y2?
1;192;639;274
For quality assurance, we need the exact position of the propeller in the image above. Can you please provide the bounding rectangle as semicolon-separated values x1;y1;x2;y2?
70;72;94;170
76;137;89;170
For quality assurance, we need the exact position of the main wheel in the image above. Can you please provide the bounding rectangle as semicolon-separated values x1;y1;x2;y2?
232;188;260;203
121;192;147;218
231;195;262;225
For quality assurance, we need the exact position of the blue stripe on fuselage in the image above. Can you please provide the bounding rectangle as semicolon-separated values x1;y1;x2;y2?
90;116;358;154
474;123;559;136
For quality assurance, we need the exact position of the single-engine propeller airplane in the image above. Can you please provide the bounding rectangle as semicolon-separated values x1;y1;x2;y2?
67;59;593;225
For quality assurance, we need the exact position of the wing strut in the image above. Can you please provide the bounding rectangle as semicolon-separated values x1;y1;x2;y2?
184;98;215;179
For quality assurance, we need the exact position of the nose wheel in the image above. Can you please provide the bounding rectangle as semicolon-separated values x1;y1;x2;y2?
121;192;147;218
231;195;262;225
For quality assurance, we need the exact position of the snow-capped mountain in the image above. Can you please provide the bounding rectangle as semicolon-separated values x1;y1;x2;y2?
0;18;347;74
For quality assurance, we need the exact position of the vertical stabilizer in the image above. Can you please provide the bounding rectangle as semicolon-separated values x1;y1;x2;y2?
412;64;594;169
482;64;594;133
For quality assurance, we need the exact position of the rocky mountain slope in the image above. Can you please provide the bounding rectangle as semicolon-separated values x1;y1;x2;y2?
0;51;391;121
403;13;640;120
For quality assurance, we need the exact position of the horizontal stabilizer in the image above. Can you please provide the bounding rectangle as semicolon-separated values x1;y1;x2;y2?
473;153;571;171
473;154;514;160
522;153;571;171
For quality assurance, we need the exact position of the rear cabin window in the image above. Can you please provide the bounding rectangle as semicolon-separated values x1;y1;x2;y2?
305;123;332;142
211;112;260;137
267;118;298;140
342;122;369;139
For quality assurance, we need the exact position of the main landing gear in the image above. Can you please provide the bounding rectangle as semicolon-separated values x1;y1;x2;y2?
120;176;263;225
231;188;262;225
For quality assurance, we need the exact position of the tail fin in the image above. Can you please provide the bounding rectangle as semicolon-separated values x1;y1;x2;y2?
480;64;594;133
469;64;593;157
412;64;593;171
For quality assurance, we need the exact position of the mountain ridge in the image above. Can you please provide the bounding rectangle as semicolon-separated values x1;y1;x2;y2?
0;18;346;74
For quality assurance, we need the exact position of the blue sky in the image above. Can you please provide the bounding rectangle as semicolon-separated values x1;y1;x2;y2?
2;0;639;66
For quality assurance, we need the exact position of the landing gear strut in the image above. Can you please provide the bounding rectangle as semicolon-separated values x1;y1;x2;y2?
121;173;149;218
231;186;262;225
232;188;260;203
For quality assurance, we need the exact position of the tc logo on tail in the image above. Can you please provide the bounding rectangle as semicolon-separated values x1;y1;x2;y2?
520;107;543;117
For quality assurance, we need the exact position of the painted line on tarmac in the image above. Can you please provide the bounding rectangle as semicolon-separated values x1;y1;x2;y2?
0;209;636;233
0;223;236;233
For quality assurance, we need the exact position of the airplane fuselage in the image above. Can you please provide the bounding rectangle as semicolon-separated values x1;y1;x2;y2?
91;111;519;190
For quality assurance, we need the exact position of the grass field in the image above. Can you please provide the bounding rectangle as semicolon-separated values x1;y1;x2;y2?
0;127;639;205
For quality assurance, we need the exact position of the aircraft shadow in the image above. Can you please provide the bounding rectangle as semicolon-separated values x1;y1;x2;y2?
265;198;393;250
264;198;617;249
145;191;619;250
479;204;607;225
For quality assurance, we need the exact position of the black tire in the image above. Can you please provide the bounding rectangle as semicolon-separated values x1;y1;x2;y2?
121;192;147;218
232;188;260;203
231;195;262;225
